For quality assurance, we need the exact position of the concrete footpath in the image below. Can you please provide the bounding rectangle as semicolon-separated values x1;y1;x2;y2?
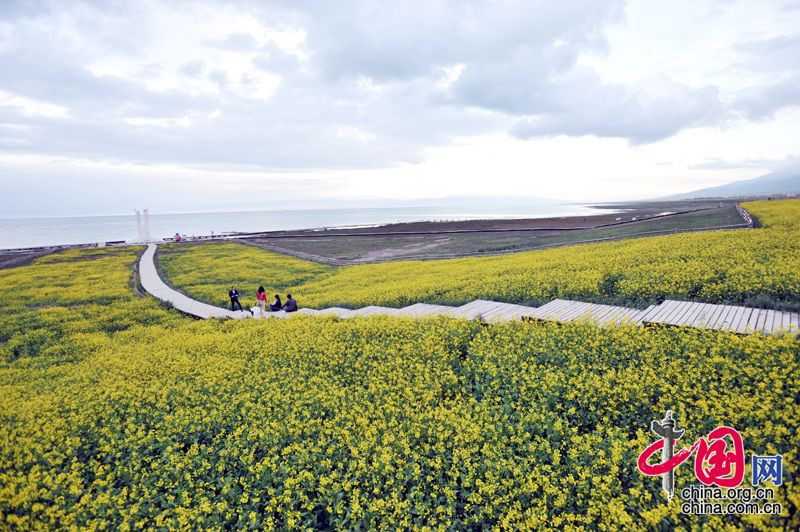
139;244;250;319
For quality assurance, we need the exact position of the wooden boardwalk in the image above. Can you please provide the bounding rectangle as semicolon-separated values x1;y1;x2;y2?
527;299;652;326
140;244;799;336
638;299;799;335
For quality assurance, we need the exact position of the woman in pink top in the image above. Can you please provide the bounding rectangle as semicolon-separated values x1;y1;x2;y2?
256;286;267;317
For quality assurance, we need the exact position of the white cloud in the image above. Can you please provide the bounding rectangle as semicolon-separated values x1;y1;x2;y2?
0;89;70;118
0;0;799;215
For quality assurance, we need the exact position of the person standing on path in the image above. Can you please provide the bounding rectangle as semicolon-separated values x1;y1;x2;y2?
256;286;267;317
229;286;252;314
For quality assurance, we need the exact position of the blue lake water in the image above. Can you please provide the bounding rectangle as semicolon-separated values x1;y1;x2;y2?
1;203;605;249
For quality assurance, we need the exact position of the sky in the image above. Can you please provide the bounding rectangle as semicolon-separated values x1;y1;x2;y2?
0;0;799;216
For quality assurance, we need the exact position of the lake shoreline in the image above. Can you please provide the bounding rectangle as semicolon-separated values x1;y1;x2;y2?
1;198;748;267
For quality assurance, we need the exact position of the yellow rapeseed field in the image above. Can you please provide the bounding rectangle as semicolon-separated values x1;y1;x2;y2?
158;199;800;311
0;203;798;529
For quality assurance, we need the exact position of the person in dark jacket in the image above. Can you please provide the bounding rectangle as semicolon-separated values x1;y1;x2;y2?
282;294;298;312
269;294;282;312
229;286;252;314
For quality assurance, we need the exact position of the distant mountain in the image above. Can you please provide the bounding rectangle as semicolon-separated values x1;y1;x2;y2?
662;167;800;199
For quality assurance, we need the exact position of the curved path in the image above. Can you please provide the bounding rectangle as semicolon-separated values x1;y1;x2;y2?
140;244;799;335
140;244;248;319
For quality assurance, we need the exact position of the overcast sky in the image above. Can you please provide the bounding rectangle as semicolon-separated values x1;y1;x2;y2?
1;0;799;216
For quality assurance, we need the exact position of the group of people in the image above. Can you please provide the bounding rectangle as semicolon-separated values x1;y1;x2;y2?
228;286;298;317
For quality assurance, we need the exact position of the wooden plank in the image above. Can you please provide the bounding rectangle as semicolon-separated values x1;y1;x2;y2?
600;307;630;325
711;305;736;330
711;305;733;330
456;300;490;312
662;300;692;324
755;310;768;333
790;312;799;334
772;310;783;333
720;305;742;331
667;301;698;326
697;304;727;329
617;308;644;324
766;309;780;333
735;307;754;334
585;304;613;319
635;305;657;323
515;306;539;319
560;302;594;321
700;304;727;329
608;306;642;324
529;299;561;310
579;304;611;324
495;307;533;322
611;308;638;324
534;299;573;320
772;311;786;332
592;306;624;324
727;306;747;332
645;300;680;323
567;303;598;322
397;303;432;316
676;301;703;325
635;305;658;324
346;306;378;317
546;301;577;321
688;303;714;327
482;303;525;321
780;312;792;332
638;301;668;323
654;300;683;323
718;305;740;329
675;302;706;327
473;301;508;319
491;303;528;318
630;306;649;319
692;303;719;327
728;306;747;331
772;310;786;333
762;310;777;334
746;309;762;333
466;300;493;314
570;302;604;321
499;305;535;321
612;308;633;322
473;301;510;320
448;300;493;318
404;304;457;317
502;304;534;319
689;303;716;326
659;300;687;324
537;299;573;318
768;309;782;333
